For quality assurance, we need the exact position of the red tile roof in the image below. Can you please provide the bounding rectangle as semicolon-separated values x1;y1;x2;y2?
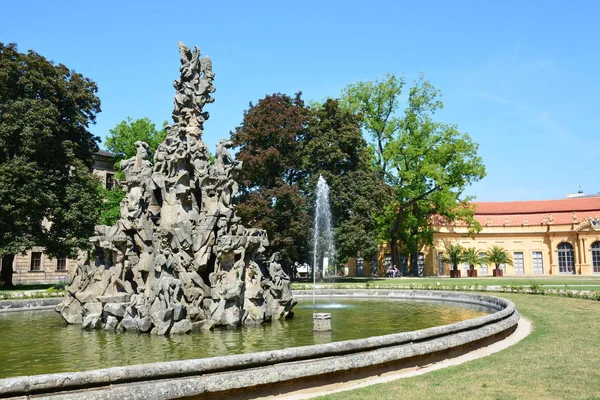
474;197;600;215
471;197;600;227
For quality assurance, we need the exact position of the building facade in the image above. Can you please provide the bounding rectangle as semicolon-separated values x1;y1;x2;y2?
0;150;115;285
347;196;600;277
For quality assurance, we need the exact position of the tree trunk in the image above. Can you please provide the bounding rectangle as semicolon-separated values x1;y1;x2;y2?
1;254;15;289
390;207;405;276
390;235;400;275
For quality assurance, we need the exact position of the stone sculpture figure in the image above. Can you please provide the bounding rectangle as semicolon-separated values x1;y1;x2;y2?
262;252;296;320
56;42;296;335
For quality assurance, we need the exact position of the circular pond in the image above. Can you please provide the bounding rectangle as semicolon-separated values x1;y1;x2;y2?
0;297;491;378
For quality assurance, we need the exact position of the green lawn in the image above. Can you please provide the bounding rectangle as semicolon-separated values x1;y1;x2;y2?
293;276;600;293
317;292;600;400
0;284;63;299
0;283;54;293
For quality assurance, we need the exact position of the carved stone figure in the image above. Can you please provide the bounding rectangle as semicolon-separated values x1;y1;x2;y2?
56;42;295;335
262;252;297;320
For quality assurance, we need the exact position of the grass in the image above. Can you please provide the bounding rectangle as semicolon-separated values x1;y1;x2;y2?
0;283;54;292
293;276;600;293
317;292;600;400
0;283;65;299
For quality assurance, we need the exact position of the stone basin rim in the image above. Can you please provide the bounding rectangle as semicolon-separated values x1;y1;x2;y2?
0;289;519;399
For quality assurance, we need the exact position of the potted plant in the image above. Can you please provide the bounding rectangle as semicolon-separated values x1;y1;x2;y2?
486;245;513;277
443;244;464;278
462;247;484;277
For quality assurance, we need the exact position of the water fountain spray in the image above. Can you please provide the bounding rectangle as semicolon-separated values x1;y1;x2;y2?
312;175;335;308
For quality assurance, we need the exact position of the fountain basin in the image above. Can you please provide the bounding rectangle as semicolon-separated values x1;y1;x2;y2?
0;290;519;399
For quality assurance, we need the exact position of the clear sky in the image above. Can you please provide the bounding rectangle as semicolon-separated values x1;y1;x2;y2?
3;0;599;201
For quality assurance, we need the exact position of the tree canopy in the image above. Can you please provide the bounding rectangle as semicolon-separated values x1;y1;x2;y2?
0;42;101;287
231;93;312;270
98;117;168;226
462;247;484;270
342;75;485;274
485;245;513;269
105;117;167;164
302;99;390;262
442;243;464;271
341;73;404;176
231;95;388;274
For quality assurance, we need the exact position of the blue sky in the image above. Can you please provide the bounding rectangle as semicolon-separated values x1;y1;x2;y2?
3;0;599;201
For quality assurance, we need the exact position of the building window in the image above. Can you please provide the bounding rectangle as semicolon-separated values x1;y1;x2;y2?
437;252;444;276
356;257;364;276
416;253;425;277
591;242;600;274
370;257;377;276
57;256;67;271
557;242;575;274
106;173;115;190
514;252;524;274
30;252;42;271
479;252;488;274
399;254;408;275
532;251;543;274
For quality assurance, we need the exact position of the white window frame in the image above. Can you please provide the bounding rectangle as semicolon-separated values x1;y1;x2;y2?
557;242;575;274
478;252;488;274
592;242;600;274
532;251;543;274
513;252;524;274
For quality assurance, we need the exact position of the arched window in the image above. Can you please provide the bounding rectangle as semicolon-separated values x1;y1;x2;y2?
592;242;600;274
557;242;575;274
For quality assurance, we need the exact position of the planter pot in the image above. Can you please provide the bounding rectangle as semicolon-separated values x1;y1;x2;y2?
450;270;461;278
467;269;478;277
493;269;504;277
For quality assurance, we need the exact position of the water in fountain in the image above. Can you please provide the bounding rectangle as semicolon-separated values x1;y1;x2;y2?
312;175;335;307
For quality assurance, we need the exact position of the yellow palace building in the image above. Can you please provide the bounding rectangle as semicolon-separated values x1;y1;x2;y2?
348;195;600;277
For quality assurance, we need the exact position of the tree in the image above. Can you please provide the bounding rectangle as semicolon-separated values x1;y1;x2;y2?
99;117;168;225
0;43;101;287
442;243;464;272
485;245;513;272
231;93;312;271
97;184;124;226
104;117;167;163
462;247;484;271
302;99;390;263
341;73;404;177
343;76;485;274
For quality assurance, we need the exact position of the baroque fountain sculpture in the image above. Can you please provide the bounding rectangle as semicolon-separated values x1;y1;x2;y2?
56;42;296;335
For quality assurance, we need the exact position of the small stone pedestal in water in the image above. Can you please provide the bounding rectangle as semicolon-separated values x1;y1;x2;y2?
313;313;332;332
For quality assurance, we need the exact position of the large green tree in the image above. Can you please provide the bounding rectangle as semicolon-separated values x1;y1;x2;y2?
232;95;390;276
0;43;102;287
105;117;167;163
302;99;390;264
341;73;404;177
98;117;168;226
231;93;312;271
342;75;485;274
